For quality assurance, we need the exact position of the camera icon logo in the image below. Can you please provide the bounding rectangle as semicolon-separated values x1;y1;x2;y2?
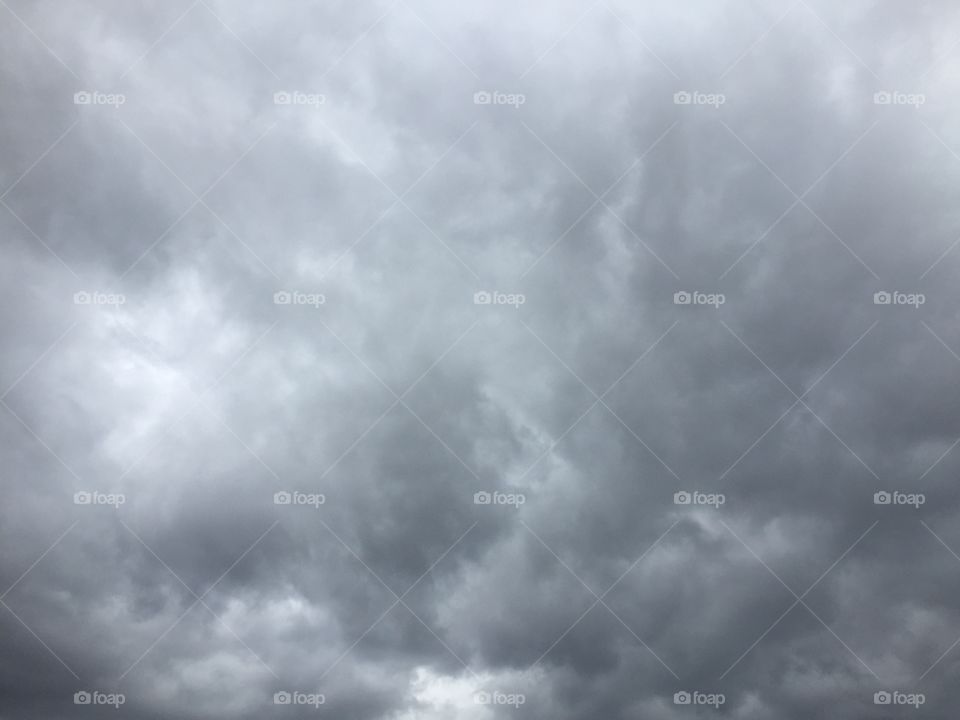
274;491;292;505
474;690;491;704
74;491;92;505
673;691;691;704
673;91;692;105
873;491;891;505
474;491;492;505
473;91;492;105
274;691;292;704
74;691;92;704
273;291;292;305
874;691;891;704
673;291;691;305
474;291;492;305
873;291;891;305
73;291;91;305
674;491;691;505
873;91;892;105
73;91;92;105
273;92;292;105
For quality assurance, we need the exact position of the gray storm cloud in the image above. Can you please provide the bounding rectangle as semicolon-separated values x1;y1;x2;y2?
2;1;960;718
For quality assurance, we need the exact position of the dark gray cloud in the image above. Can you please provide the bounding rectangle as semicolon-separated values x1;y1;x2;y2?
3;1;960;718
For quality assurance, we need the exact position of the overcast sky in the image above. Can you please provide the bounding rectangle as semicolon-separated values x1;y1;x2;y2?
3;0;960;718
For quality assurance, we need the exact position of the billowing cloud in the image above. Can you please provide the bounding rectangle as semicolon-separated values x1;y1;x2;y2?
3;0;960;718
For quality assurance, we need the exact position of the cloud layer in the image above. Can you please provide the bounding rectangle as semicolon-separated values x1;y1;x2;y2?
3;0;960;717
